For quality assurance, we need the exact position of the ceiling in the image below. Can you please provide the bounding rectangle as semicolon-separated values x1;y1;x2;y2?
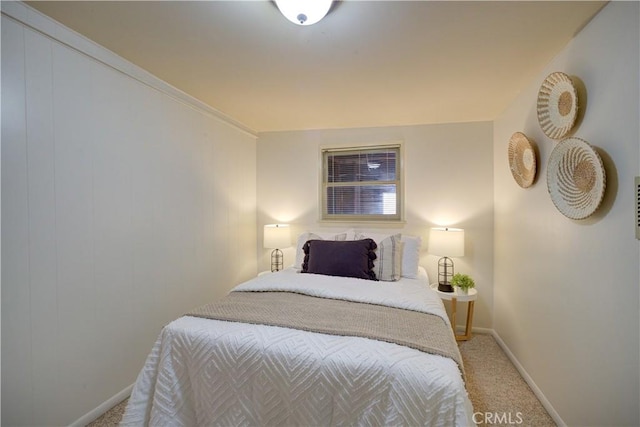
26;1;607;133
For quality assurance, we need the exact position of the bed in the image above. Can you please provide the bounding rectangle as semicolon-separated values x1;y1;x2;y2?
121;232;474;426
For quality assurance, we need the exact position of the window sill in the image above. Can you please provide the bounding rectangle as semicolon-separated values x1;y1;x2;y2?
317;219;407;228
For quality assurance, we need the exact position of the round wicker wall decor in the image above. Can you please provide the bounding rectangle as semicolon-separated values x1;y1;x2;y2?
547;137;606;220
508;132;536;188
537;72;578;140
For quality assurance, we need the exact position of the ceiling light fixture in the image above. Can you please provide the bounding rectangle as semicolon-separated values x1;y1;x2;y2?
275;0;333;26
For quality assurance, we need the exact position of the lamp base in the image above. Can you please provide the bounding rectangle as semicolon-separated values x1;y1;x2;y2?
271;249;283;272
438;283;454;293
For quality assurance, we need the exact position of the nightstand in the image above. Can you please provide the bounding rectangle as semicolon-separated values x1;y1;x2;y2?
430;283;478;341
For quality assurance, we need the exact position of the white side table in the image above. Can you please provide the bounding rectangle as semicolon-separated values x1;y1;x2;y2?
430;284;478;341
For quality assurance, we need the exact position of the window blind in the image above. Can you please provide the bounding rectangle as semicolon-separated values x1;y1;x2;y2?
322;145;401;221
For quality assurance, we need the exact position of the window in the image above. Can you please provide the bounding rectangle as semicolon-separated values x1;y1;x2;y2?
321;144;402;221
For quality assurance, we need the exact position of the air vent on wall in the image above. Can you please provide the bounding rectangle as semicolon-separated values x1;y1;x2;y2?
636;176;640;240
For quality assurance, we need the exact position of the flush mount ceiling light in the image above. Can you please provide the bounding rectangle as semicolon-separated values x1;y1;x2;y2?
275;0;333;26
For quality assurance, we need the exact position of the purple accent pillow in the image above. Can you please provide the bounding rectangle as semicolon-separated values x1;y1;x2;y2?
302;239;378;281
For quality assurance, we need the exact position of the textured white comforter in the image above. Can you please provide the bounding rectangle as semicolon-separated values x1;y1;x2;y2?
121;269;475;426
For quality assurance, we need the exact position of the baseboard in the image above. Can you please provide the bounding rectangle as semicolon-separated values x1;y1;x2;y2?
69;384;133;427
490;330;566;427
470;326;493;335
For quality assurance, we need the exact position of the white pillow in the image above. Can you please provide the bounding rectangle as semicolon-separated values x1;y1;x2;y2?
293;229;355;270
400;235;422;279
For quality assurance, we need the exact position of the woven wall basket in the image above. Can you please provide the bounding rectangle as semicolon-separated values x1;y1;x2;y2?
508;132;536;188
547;137;606;220
537;72;578;140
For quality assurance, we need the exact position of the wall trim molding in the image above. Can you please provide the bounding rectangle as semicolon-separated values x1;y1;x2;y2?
1;1;258;139
69;383;133;427
490;330;566;427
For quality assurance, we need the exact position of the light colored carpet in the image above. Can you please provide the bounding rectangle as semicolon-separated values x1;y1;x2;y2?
88;333;555;426
458;333;556;426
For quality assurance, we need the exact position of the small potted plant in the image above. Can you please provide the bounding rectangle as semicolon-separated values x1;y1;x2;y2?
451;273;475;295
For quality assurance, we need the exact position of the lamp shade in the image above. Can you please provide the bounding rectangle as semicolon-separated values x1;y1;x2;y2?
264;224;291;249
275;0;332;26
428;227;465;257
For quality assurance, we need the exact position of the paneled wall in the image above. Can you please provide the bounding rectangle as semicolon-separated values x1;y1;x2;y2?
1;7;257;426
493;2;639;425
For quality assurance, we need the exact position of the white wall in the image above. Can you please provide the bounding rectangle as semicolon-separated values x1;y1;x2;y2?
5;2;637;426
257;122;494;330
493;2;639;426
1;5;257;426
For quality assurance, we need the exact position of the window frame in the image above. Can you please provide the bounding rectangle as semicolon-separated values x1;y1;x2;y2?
319;142;404;223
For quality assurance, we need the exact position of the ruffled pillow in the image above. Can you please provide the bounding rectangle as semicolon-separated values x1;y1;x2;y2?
302;239;377;281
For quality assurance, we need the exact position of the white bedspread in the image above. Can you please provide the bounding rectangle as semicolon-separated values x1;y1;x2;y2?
121;269;475;426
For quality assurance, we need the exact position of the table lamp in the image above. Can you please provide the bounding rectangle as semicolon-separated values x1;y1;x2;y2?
264;224;291;272
428;227;464;292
